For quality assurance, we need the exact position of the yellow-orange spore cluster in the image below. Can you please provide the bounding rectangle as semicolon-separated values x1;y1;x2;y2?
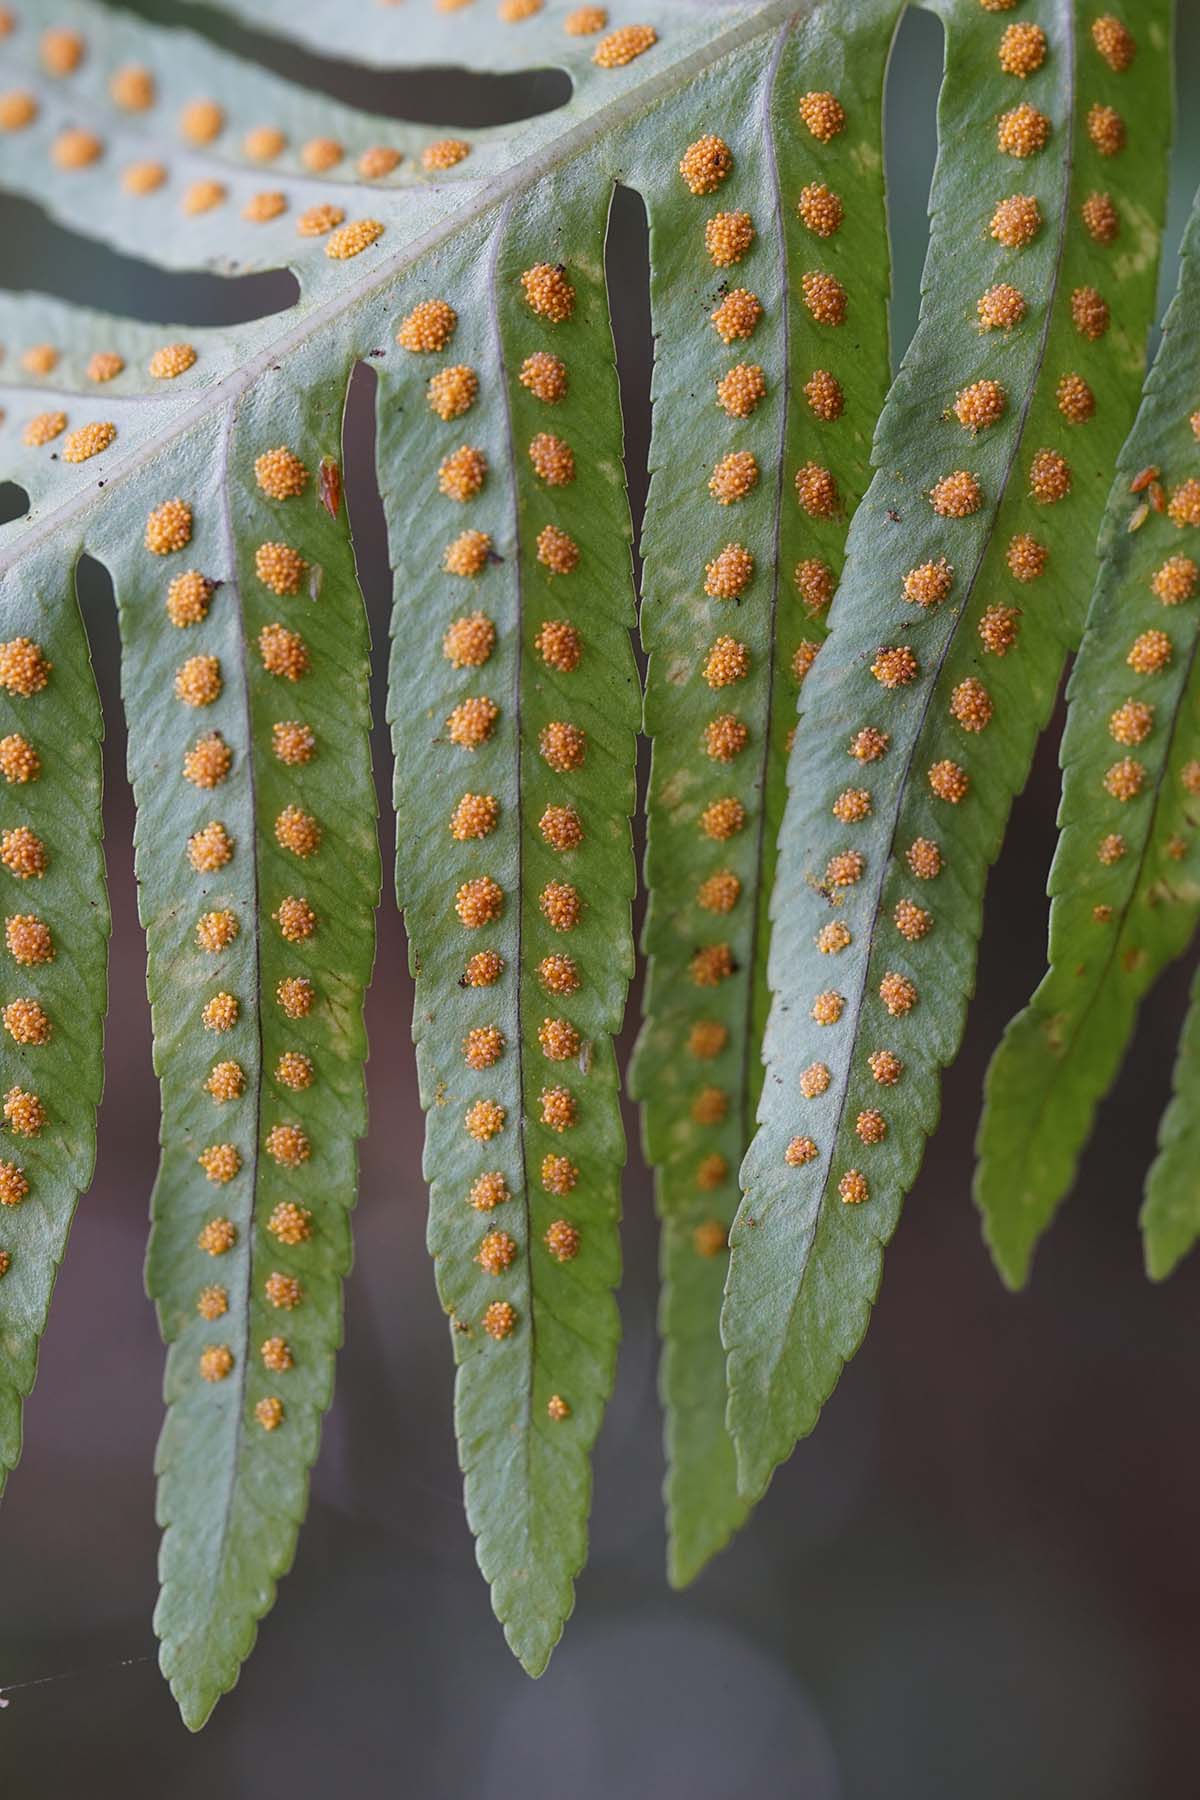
997;103;1051;158
439;445;487;502
397;299;457;353
1;826;48;879
990;192;1040;248
528;433;575;486
1081;191;1120;244
705;211;754;267
1121;627;1173;679
520;352;567;403
871;645;919;689
428;365;478;421
1152;556;1198;605
184;731;232;787
166;572;215;628
255;542;307;596
442;611;496;669
709;451;758;505
797;182;844;238
63;421;115;463
703;636;750;689
715;363;766;419
1029;448;1072;504
530;525;577;579
679;134;732;195
794;462;840;519
539;721;586;772
0;638;51;698
801;271;847;326
1087;103;1125;157
326;219;384;260
978;283;1026;330
521;264;575;322
259;623;310;681
445;530;493;578
275;806;321;858
255;446;308;500
710;289;762;344
705;540;752;604
998;21;1047;76
699;796;746;840
1072;286;1110;340
145;499;193;557
5;914;53;964
928;759;969;803
592;23;656;66
1092;15;1136;71
979;604;1021;656
798;91;845;141
796;559;836;612
455;875;504;928
805;370;844;422
450;792;500;841
954;379;1007;431
0;736;39;785
930;471;983;517
274;895;317;941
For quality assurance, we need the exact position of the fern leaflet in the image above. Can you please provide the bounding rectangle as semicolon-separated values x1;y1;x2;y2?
629;0;900;1586
722;0;1171;1502
977;181;1200;1288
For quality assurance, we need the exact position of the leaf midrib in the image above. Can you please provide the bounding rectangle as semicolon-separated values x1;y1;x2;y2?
188;398;264;1634
735;18;791;1163
484;194;540;1540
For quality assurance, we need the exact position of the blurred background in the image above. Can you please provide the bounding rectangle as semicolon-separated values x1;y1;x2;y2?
3;4;1200;1795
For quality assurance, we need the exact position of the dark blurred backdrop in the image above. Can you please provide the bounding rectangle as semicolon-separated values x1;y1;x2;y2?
3;6;1200;1796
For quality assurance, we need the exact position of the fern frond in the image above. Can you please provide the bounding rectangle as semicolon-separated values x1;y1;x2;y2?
722;0;1172;1503
977;182;1200;1289
629;0;900;1587
0;536;107;1493
0;0;814;1704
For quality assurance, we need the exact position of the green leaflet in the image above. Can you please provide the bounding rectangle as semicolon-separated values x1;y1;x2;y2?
723;0;1172;1503
1143;964;1200;1279
977;185;1200;1289
627;1;899;1586
0;539;107;1493
379;170;637;1676
115;367;377;1731
0;291;377;1728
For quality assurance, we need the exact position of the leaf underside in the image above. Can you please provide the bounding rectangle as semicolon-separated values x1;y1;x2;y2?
0;0;836;1716
629;0;900;1587
380;174;638;1674
976;179;1200;1289
722;0;1172;1504
0;540;107;1495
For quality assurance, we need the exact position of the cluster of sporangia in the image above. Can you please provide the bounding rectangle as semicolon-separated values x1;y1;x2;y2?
136;441;332;1430
774;6;1140;1208
393;256;601;1418
0;627;54;1280
669;86;863;1255
0;7;656;254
